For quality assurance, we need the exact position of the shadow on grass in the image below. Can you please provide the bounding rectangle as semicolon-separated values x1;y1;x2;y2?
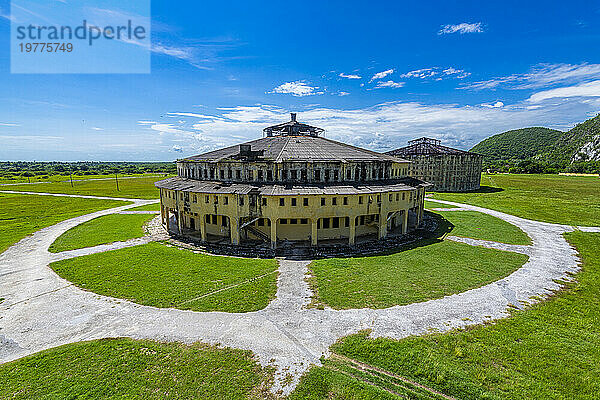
435;185;504;194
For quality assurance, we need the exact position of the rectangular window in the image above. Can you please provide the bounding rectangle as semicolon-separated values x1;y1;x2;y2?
211;215;217;224
402;193;405;201
290;219;297;224
300;218;308;224
323;218;330;229
377;195;381;202
228;169;232;179
205;214;210;223
321;198;325;206
314;170;321;181
360;216;365;225
239;197;244;206
303;198;309;206
332;197;337;205
396;193;399;201
220;170;224;179
389;194;393;201
324;169;330;181
262;198;267;206
193;195;197;203
236;170;241;179
332;217;339;228
221;216;228;227
345;217;350;227
258;170;263;180
267;170;273;181
343;197;348;205
291;170;297;180
282;170;288;180
333;170;339;180
214;196;218;204
346;170;352;179
281;219;287;224
279;198;285;206
291;198;297;206
359;196;363;204
224;196;228;205
301;169;307;181
258;218;265;226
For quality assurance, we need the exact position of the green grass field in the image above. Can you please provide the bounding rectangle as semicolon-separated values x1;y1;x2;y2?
3;175;163;199
309;240;527;309
432;174;600;226
49;213;157;253
0;338;274;400
0;173;165;185
438;210;531;245
0;193;127;254
294;232;600;399
127;202;161;211
424;200;457;209
50;242;278;312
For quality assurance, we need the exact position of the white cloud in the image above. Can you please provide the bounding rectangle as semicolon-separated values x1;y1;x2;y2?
370;69;394;82
439;22;483;35
337;91;350;96
269;81;323;97
167;112;223;120
137;120;156;125
442;67;471;78
528;80;600;102
481;101;504;108
172;145;183;153
0;8;14;21
465;63;600;90
146;123;195;135
401;68;437;79
91;127;104;131
374;80;405;89
0;122;20;127
339;72;362;79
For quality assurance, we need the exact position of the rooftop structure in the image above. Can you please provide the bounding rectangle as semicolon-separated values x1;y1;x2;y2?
156;114;429;249
387;137;483;192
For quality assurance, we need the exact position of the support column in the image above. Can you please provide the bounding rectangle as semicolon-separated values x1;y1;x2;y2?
311;219;318;246
402;210;408;234
160;205;166;225
200;215;207;241
230;217;240;245
177;210;183;234
378;212;387;239
348;216;356;245
270;218;277;249
165;208;171;232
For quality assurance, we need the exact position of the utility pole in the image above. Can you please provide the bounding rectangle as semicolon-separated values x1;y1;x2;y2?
70;172;73;188
115;172;120;191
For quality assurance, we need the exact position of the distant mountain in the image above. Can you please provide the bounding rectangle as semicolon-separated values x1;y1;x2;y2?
470;127;563;161
470;114;600;172
550;114;600;163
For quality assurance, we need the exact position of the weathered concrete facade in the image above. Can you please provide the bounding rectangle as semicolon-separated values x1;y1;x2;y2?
387;137;483;192
155;114;429;248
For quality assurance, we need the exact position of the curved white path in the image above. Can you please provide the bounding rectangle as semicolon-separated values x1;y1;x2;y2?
0;193;590;395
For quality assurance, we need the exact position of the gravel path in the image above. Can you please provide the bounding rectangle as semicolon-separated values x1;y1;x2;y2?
0;194;588;395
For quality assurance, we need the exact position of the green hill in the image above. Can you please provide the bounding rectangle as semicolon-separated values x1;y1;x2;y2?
550;114;600;163
470;114;600;174
470;127;563;160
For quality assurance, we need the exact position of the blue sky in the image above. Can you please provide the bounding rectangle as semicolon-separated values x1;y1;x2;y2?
1;0;600;161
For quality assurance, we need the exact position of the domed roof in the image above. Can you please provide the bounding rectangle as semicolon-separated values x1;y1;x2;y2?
183;114;406;163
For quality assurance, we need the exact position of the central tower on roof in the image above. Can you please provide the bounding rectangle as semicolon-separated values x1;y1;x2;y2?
263;113;324;137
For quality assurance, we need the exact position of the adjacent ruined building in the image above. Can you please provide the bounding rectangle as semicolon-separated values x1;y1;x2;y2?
386;137;483;192
155;114;429;248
